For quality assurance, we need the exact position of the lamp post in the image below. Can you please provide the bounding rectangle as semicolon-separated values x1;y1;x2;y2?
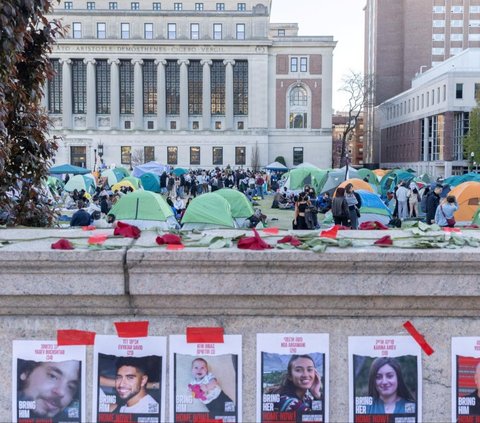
93;148;97;172
98;143;104;170
470;151;475;172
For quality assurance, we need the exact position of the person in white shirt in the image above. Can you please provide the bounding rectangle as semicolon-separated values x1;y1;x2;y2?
395;181;410;220
115;358;159;414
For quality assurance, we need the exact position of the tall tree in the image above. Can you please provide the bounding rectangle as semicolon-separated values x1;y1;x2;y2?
338;72;374;168
0;0;64;226
463;102;480;171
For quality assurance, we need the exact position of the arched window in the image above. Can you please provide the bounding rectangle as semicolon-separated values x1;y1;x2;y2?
288;85;310;129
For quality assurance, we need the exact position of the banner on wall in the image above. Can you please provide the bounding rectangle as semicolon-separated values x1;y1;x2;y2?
256;333;329;423
349;336;422;423
452;337;480;422
12;340;86;423
92;335;166;423
169;334;242;423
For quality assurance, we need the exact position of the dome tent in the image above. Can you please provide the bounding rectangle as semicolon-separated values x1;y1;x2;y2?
181;193;237;230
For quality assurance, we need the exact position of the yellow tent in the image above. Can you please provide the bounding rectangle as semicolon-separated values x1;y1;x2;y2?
111;180;136;192
448;182;480;222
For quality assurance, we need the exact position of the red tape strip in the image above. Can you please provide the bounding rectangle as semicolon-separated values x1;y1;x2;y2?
114;321;149;338
186;327;224;343
403;321;435;356
57;330;96;346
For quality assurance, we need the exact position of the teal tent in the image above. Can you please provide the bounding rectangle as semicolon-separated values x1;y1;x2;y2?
380;169;415;197
101;168;125;186
284;168;328;194
140;172;161;193
49;164;91;175
357;168;380;185
64;174;96;194
181;193;236;230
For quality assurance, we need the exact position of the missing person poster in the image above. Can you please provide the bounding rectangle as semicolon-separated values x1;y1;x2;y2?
12;340;86;423
349;336;422;423
257;333;329;423
452;337;480;422
169;334;242;423
92;335;166;423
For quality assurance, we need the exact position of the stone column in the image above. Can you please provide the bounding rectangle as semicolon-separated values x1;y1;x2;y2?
108;59;120;130
178;59;190;130
84;58;96;129
133;58;144;130
155;59;167;130
60;58;72;129
223;59;235;130
201;59;212;130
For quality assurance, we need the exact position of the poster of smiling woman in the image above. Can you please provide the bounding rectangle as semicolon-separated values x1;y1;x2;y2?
12;340;86;423
257;333;329;423
349;336;422;423
92;335;166;423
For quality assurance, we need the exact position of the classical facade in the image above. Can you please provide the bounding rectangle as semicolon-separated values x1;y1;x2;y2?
44;0;335;170
364;0;480;166
377;49;480;178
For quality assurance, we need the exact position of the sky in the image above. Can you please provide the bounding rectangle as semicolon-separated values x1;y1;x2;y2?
270;0;365;112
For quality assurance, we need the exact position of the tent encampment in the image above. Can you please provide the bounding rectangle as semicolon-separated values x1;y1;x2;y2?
448;182;480;222
108;190;177;229
181;193;236;230
215;188;255;227
283;168;328;193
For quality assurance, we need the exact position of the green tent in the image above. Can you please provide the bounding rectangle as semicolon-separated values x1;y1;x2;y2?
181;193;236;229
101;168;125;186
473;207;480;225
121;176;142;189
285;168;328;193
64;174;96;194
215;188;254;218
109;191;173;221
357;168;380;185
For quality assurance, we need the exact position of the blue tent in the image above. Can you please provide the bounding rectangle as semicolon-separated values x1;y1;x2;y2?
140;172;161;193
49;164;91;175
132;161;170;177
356;190;392;225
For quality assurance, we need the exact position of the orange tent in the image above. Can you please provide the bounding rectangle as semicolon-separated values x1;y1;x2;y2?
448;182;480;222
335;178;374;196
373;169;389;177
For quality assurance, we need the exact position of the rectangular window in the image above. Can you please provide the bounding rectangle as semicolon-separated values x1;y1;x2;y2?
471;6;480;13
174;2;182;10
131;2;139;10
456;83;464;99
147;121;154;129
153;2;161;10
144;146;155;162
188;61;203;115
167;147;178;165
278;29;285;37
190;147;200;165
235;146;246;165
48;59;62;114
469;33;480;41
450;33;463;41
293;147;304;166
212;147;223;165
144;23;153;39
451;20;463;27
65;2;73;9
236;23;245;40
432;33;445;41
96;59;110;114
233;60;248;115
475;83;480;102
168;23;176;39
73;22;82;38
120;60;134;114
432;47;445;55
121;23;130;39
87;2;95;9
453;112;469;160
432;5;445;13
300;57;308;72
451;47;463;55
72;59;87;114
121;146;132;165
470;20;480;27
216;3;225;10
237;3;246;11
143;60;157;115
443;84;446;101
195;3;204;10
170;121;177;129
433;20;445;27
109;2;117;9
192;121;199;129
211;60;225;115
213;23;222;40
451;5;463;13
190;23;200;39
166;60;180;115
290;57;298;72
97;22;106;39
70;146;86;168
237;121;244;130
215;121;222;130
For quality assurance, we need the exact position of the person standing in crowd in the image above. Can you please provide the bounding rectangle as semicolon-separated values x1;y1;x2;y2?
331;187;350;227
408;185;420;218
396;181;409;220
426;184;443;224
344;183;362;229
293;192;309;230
160;171;167;194
255;173;265;199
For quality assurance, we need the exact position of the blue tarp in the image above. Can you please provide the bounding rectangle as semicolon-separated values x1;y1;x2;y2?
132;162;170;177
49;164;91;175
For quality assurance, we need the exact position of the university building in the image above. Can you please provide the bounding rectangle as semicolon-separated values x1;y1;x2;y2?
364;0;480;165
45;0;336;170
